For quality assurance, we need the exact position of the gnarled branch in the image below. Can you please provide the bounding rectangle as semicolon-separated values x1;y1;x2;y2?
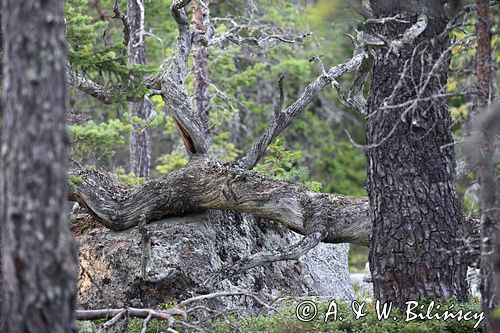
68;70;160;104
113;0;130;47
69;156;371;246
208;224;329;283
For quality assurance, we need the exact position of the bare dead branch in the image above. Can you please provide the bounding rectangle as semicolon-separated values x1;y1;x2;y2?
179;291;274;311
365;15;410;24
141;312;152;333
140;94;158;133
76;307;184;321
68;70;158;104
356;30;386;48
208;18;312;50
113;0;130;47
68;157;480;276
236;53;365;170
138;215;151;280
96;309;127;332
67;0;484;282
192;0;214;46
151;0;211;155
68;71;120;104
330;51;371;117
77;291;274;332
442;0;498;38
360;0;373;18
209;225;328;283
388;14;428;56
353;0;373;19
347;54;372;116
310;54;327;75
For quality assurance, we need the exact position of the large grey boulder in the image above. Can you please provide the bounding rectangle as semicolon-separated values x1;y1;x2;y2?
76;210;354;311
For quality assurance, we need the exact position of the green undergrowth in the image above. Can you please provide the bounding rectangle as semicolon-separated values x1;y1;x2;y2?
77;298;484;333
207;298;483;333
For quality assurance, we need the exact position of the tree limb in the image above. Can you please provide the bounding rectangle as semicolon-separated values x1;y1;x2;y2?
208;224;329;283
68;70;150;104
113;0;130;47
236;52;365;170
76;291;274;332
388;14;428;56
69;156;371;246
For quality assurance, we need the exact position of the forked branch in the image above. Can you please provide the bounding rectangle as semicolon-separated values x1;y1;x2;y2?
76;291;274;332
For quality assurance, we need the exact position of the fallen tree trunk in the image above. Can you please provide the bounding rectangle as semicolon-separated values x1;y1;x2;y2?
69;155;371;246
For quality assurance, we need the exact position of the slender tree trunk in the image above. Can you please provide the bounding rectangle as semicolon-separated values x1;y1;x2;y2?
366;0;468;307
475;1;497;332
128;0;150;178
193;1;210;129
1;0;77;331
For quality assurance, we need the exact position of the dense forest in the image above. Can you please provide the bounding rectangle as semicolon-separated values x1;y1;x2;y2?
0;0;499;332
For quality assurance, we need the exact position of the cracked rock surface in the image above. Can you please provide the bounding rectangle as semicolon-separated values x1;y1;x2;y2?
77;211;354;311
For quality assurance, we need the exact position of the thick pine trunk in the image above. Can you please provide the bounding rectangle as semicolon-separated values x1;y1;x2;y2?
1;0;77;331
366;0;468;306
128;0;150;178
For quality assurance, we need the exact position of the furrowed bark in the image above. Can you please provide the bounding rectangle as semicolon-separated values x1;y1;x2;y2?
477;105;500;333
0;9;3;328
153;0;210;155
113;0;130;47
2;0;77;331
496;225;500;331
367;0;469;306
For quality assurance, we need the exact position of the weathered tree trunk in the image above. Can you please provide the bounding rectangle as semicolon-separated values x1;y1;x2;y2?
128;0;150;178
366;0;468;306
69;156;371;245
476;1;497;331
193;1;210;129
1;0;77;331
